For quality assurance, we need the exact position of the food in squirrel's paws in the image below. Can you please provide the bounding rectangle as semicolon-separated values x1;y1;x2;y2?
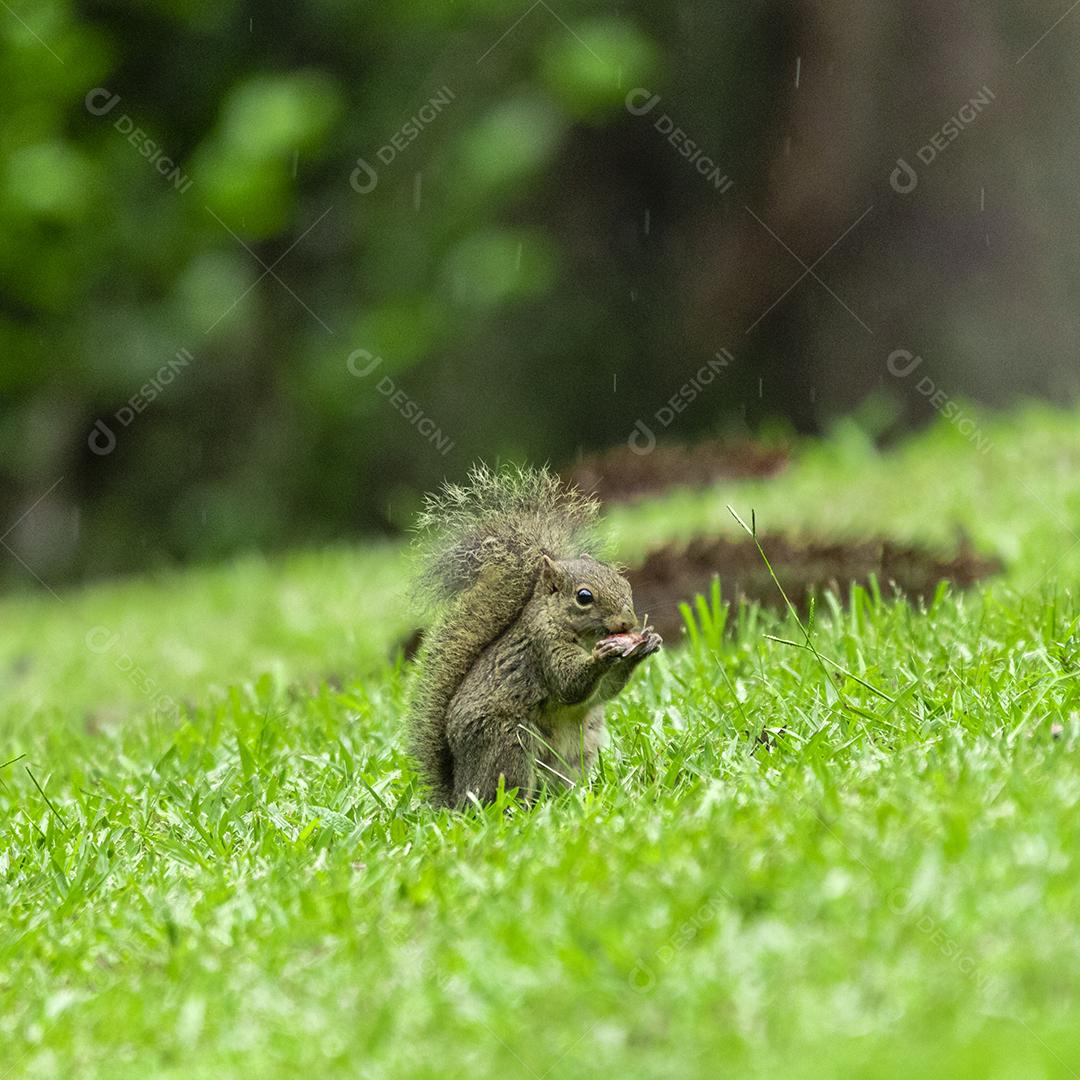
599;631;647;656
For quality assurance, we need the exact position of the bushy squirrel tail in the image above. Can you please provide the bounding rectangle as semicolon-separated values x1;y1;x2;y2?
406;464;600;805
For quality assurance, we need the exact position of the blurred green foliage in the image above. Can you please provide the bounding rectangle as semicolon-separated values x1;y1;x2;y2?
3;1;1076;585
0;0;690;583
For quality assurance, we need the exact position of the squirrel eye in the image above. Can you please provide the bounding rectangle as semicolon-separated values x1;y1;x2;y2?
575;588;594;606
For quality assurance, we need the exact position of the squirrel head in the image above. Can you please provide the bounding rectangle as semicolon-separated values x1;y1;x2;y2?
535;553;638;641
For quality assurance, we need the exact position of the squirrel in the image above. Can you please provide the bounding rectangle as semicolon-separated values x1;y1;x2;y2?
406;464;662;807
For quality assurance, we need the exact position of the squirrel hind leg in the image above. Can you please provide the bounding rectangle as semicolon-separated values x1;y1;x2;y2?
447;712;537;807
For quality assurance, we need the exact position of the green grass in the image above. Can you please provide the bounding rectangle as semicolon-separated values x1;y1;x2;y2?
3;403;1080;1078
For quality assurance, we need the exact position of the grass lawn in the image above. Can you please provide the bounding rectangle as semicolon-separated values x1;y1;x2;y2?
3;403;1080;1078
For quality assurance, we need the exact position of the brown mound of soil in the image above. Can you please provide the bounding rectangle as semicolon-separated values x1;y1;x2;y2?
627;535;1002;642
564;439;789;504
397;535;1001;658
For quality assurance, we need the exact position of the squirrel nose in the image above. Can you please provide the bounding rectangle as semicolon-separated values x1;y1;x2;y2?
606;609;637;634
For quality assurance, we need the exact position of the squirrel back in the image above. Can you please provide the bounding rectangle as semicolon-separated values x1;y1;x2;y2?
406;464;601;805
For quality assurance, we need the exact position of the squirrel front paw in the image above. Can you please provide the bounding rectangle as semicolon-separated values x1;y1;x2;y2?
593;637;630;662
594;627;663;662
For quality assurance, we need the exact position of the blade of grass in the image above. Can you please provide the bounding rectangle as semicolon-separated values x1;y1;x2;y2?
727;506;900;725
25;765;71;833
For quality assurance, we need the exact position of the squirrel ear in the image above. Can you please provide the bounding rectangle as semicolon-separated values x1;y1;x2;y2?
539;554;561;592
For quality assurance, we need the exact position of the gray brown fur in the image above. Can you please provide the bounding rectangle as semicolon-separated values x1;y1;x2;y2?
407;465;661;807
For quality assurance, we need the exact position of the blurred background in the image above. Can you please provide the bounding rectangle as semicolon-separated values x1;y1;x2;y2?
3;0;1079;587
